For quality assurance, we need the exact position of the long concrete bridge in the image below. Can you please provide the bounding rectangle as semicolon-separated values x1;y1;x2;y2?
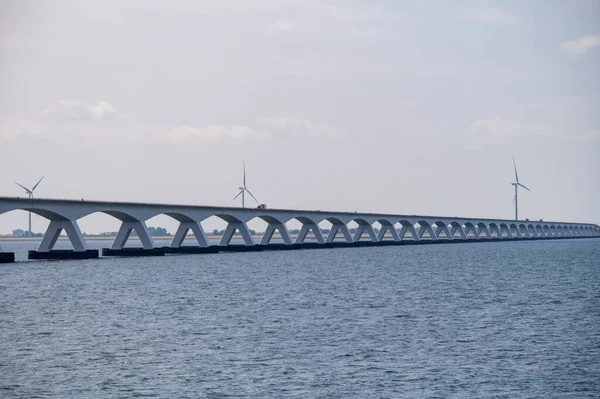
0;197;598;261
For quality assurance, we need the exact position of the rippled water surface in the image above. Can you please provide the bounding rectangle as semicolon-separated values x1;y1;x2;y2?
1;239;599;398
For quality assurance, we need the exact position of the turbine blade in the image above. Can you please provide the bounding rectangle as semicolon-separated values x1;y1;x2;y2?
243;161;246;187
245;188;259;204
518;183;531;192
233;190;243;200
15;182;32;194
512;194;516;204
32;176;44;191
512;156;519;183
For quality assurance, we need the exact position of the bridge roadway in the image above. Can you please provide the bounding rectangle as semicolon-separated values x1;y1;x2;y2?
0;197;598;260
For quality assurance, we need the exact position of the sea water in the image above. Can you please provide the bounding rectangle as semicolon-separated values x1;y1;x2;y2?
1;238;599;398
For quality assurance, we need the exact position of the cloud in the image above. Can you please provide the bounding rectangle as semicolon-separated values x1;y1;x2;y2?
469;118;549;137
261;117;346;139
270;20;295;32
560;34;600;56
160;124;267;142
459;8;521;25
0;115;51;140
41;100;118;120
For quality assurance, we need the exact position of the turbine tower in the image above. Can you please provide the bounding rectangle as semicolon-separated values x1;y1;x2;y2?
511;157;530;221
15;176;44;236
233;161;259;208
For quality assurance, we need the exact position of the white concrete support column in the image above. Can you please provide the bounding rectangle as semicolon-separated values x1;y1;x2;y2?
326;223;353;243
296;223;325;244
520;227;531;238
111;221;155;250
512;227;523;238
450;225;468;239
554;228;562;238
477;225;492;239
543;228;550;238
464;225;479;239
353;224;378;242
377;225;400;241
529;227;538;238
220;222;255;246
260;223;292;245
434;224;453;240
170;222;209;248
417;224;437;240
489;225;502;239
37;220;88;252
399;224;420;241
500;225;512;238
535;227;544;237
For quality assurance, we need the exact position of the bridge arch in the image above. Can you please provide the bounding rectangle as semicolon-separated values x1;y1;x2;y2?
416;220;436;240
508;223;521;238
432;221;452;240
450;221;467;239
499;223;511;238
518;223;530;238
287;216;325;244
464;222;479;239
376;218;400;241
535;224;543;237
398;220;418;240
0;205;71;222
350;217;378;242
477;222;491;239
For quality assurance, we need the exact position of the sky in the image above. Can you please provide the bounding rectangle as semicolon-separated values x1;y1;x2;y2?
1;0;599;235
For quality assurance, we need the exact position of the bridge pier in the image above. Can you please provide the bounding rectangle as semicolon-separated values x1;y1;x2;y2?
520;225;531;238
399;224;419;241
463;223;479;239
326;223;353;243
296;222;325;244
377;224;400;241
417;223;437;240
450;224;468;239
220;222;255;246
477;223;492;239
111;220;155;249
353;222;378;242
170;222;209;248
434;224;454;240
500;224;512;238
37;220;88;252
260;223;292;245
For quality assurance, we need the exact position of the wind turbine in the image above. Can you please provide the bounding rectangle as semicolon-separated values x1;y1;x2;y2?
233;162;259;208
15;176;44;236
511;157;530;221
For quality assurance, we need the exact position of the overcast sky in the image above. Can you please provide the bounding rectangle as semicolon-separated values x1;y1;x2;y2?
1;0;599;235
